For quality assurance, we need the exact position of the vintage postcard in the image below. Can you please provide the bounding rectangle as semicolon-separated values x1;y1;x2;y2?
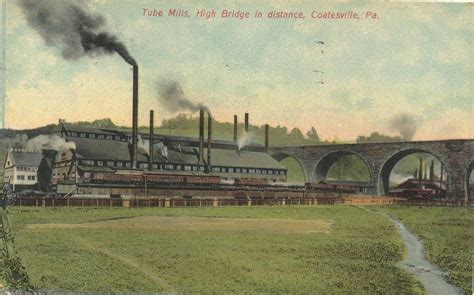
0;0;472;294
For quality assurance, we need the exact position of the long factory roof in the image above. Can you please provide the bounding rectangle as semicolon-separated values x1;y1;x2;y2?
61;125;263;148
63;126;286;170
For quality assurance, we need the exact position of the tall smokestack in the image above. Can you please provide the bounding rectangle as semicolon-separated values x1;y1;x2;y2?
199;109;204;164
207;112;212;173
265;124;269;152
429;160;434;181
233;115;238;142
418;159;423;191
132;65;139;169
149;110;154;171
244;113;249;132
439;164;444;189
424;163;428;180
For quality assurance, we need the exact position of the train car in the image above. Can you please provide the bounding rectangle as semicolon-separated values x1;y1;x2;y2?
90;172;143;184
334;184;359;194
305;182;358;194
305;182;333;191
144;173;186;185
185;175;221;185
235;178;268;187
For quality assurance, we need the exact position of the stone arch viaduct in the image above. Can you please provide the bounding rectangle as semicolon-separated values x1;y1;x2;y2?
269;139;473;200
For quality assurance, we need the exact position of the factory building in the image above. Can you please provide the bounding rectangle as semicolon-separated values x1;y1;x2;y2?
3;148;42;192
46;124;287;190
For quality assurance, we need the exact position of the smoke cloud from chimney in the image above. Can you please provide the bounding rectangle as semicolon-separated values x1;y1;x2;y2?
157;80;209;113
26;135;76;151
389;113;420;141
17;0;137;66
237;131;256;151
132;136;168;159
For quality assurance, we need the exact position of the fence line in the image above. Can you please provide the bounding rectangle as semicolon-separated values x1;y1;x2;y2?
10;196;474;208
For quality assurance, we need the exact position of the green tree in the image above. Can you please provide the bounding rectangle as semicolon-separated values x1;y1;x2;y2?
287;128;305;144
306;127;320;143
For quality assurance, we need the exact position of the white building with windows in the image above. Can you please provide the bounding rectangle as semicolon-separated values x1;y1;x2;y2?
3;148;43;192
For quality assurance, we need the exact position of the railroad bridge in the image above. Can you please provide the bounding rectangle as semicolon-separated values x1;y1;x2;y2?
269;139;473;200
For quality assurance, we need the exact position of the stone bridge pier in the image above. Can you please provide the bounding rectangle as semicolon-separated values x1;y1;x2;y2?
270;139;473;200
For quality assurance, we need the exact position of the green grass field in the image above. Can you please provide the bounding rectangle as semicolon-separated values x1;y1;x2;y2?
5;206;425;294
378;206;473;294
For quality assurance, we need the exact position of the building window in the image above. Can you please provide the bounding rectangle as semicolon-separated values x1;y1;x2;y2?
262;169;267;174
107;161;115;167
80;133;86;138
89;133;95;139
165;164;174;170
176;165;182;171
249;169;255;174
192;166;198;171
117;162;123;168
256;169;261;174
199;166;205;172
140;163;148;169
27;175;35;181
212;167;220;173
184;165;191;171
221;167;227;173
228;168;234;173
242;168;248;173
125;162;131;168
106;135;113;140
17;175;25;180
268;170;273;175
115;136;120;140
98;135;104;139
83;160;94;166
152;164;158;169
236;168;241;173
97;161;104;166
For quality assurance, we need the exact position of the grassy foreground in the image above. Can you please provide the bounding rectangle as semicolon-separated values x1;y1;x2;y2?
7;206;424;294
378;206;473;294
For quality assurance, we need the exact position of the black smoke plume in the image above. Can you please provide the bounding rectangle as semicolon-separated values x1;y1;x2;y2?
18;0;136;66
157;80;209;113
389;113;420;141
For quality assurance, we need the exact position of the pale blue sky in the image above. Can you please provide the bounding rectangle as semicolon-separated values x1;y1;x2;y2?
4;0;473;141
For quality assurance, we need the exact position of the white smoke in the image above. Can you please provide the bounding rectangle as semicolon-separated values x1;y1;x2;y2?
26;134;76;151
156;142;168;158
132;136;168;158
237;131;256;150
389;173;414;185
137;135;150;156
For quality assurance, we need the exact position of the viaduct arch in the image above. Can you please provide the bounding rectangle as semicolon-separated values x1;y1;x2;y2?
269;139;473;200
